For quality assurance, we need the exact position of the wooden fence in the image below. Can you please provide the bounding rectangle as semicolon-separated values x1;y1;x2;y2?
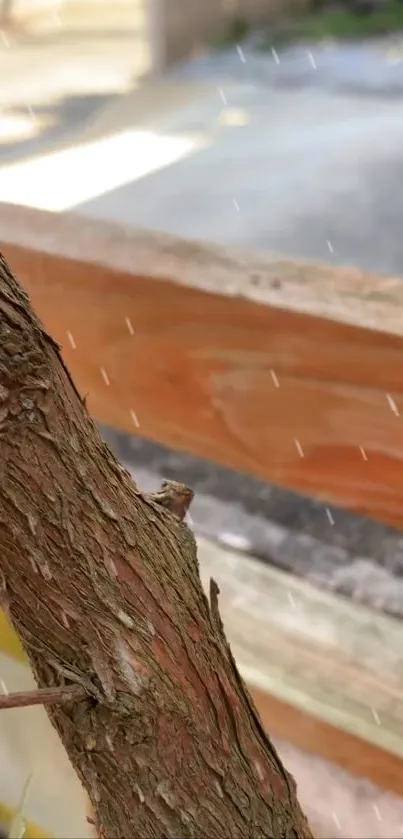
1;202;403;832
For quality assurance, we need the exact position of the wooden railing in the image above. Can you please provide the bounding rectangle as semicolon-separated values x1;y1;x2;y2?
0;202;403;816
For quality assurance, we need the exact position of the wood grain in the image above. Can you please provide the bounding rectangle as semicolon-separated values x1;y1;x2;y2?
197;537;403;794
3;227;403;529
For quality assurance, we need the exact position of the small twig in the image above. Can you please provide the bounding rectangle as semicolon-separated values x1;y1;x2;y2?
0;684;85;711
8;773;34;839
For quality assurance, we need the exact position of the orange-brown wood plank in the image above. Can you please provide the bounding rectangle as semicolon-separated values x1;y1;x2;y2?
1;204;403;530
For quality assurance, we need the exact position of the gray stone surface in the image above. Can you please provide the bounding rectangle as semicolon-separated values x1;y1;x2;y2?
102;425;403;617
70;37;403;278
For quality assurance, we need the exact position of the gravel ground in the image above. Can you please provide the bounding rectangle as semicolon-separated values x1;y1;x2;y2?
102;425;403;617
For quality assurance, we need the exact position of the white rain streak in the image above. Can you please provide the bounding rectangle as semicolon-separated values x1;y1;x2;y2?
307;51;317;69
100;367;110;386
294;439;304;458
105;734;114;753
371;707;381;726
287;591;296;609
270;369;280;388
0;679;8;695
386;393;400;416
271;47;280;64
130;408;140;428
218;87;228;105
326;239;334;253
359;446;368;461
325;508;335;526
66;330;76;350
332;812;342;831
236;44;246;63
125;317;135;335
0;30;10;47
233;197;240;212
26;105;35;121
373;805;382;822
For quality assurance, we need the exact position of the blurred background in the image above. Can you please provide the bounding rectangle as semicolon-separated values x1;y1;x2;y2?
1;0;403;836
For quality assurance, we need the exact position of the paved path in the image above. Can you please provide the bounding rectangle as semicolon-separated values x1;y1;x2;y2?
2;31;403;275
74;36;403;277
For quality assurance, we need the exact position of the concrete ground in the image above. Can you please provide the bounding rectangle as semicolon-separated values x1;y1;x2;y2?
1;32;403;274
76;36;403;277
0;0;151;165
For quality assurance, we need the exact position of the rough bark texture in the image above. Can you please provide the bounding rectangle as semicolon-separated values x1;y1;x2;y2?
0;252;313;838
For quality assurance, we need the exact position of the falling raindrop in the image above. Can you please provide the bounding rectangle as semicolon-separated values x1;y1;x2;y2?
130;409;140;428
100;368;110;386
386;393;399;416
294;439;304;458
307;51;317;69
332;812;341;831
125;317;135;336
270;369;280;388
371;707;381;726
66;331;76;350
373;805;382;822
236;44;246;63
325;508;335;526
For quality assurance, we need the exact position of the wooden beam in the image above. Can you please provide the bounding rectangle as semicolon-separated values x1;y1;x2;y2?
197;537;403;795
2;204;403;530
1;533;402;795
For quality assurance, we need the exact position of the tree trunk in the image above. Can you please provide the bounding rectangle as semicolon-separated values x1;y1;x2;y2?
0;252;313;838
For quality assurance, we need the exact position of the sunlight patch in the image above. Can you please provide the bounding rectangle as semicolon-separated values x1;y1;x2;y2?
0;128;206;212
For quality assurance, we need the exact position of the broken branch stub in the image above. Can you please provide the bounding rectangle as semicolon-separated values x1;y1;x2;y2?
0;252;312;838
0;685;85;710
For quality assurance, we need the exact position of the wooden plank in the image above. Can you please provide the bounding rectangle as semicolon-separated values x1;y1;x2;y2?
2;535;402;796
197;537;403;794
2;204;403;529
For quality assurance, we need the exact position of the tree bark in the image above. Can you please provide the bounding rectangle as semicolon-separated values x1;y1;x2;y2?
0;252;313;838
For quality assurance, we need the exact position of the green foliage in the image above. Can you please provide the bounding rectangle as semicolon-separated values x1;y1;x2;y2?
259;1;403;47
212;16;250;47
